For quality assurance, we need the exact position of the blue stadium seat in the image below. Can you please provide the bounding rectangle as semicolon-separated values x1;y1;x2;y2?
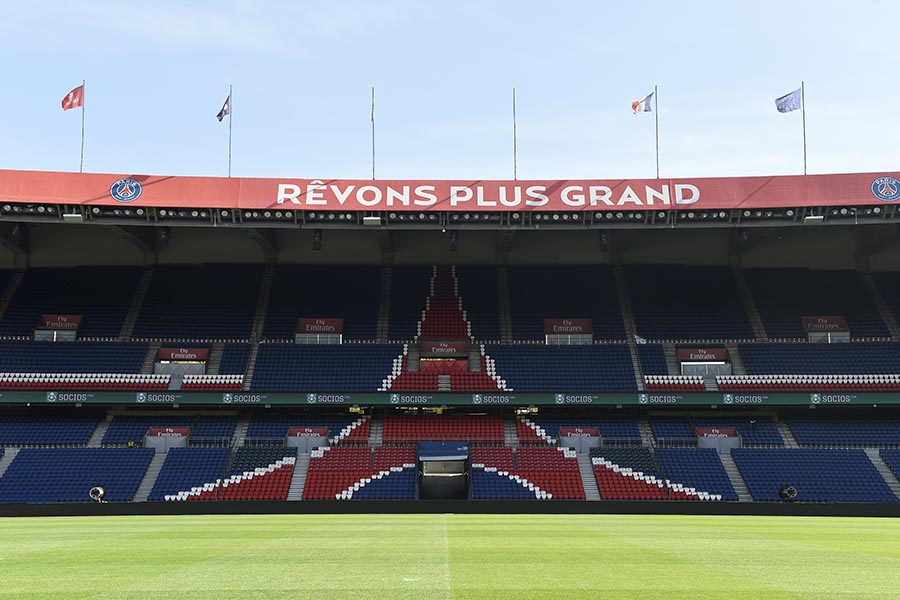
0;267;142;338
880;449;900;481
219;344;251;375
470;467;540;500
0;448;154;503
655;447;739;501
486;344;636;391
732;448;899;503
251;344;400;391
148;447;230;501
263;265;381;340
691;416;783;446
785;415;900;447
740;342;900;375
246;415;364;441
350;468;416;500
102;415;235;445
389;267;432;340
132;264;262;340
0;410;100;445
637;345;668;375
507;265;625;341
626;266;753;340
746;269;888;339
455;266;501;341
0;341;147;373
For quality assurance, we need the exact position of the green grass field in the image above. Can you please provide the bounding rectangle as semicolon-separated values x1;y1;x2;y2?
1;514;899;599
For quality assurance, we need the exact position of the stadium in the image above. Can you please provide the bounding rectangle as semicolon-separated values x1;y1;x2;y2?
1;165;900;596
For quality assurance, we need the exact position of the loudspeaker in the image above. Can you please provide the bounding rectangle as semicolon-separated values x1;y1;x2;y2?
778;484;798;502
89;486;106;503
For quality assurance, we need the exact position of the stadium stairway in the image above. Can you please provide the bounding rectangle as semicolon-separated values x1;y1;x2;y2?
663;345;680;376
774;416;800;448
206;343;225;375
576;454;601;500
86;414;113;447
133;451;167;502
139;342;161;375
0;272;24;320
376;267;391;342
119;268;153;340
719;452;753;502
862;272;900;339
864;449;900;500
287;453;310;501
734;269;767;340
242;344;261;391
250;264;275;344
726;343;748;376
637;416;655;448
504;416;519;447
0;447;19;478
230;416;250;448
613;265;645;391
368;415;384;446
497;266;513;342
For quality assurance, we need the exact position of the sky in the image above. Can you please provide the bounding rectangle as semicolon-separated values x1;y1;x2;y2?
0;0;898;182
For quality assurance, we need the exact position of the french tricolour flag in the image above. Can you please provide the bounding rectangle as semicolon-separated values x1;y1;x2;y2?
631;92;654;114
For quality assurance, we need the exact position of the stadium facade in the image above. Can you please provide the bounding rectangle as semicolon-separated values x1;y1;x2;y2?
0;167;900;512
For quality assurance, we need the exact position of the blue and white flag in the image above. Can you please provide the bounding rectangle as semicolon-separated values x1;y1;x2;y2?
775;88;802;113
216;94;231;122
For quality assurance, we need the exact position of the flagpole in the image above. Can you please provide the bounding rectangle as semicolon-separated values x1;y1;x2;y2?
512;88;518;180
227;84;233;178
654;84;659;179
80;80;85;173
370;87;377;180
801;80;807;175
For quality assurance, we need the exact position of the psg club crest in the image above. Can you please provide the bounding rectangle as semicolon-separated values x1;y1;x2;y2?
109;178;143;203
871;176;900;202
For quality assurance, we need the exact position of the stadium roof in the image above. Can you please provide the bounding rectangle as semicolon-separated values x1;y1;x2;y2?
0;168;899;230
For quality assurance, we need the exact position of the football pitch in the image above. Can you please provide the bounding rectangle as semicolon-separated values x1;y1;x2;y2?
1;513;899;599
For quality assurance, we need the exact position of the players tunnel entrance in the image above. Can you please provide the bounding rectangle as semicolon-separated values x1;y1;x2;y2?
417;442;469;500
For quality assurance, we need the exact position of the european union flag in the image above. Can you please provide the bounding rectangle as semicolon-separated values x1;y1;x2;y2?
775;88;802;113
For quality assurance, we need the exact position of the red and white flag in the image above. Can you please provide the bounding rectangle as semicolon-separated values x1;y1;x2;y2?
61;85;84;111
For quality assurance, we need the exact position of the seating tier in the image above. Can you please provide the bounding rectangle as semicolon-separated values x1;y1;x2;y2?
732;448;899;502
486;345;636;391
0;448;154;503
